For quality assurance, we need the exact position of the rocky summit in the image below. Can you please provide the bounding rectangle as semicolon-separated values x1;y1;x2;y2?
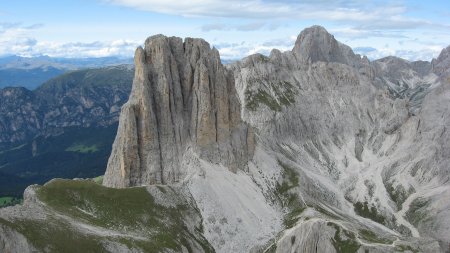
103;36;254;187
1;26;450;253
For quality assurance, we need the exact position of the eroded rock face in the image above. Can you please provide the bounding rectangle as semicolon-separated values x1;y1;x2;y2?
103;35;254;188
372;56;439;115
432;45;450;77
231;26;449;252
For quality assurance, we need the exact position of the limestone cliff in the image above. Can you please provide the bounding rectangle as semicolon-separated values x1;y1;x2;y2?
103;35;254;188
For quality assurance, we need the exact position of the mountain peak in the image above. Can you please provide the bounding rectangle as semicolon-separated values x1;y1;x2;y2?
297;25;329;36
432;45;450;77
294;26;334;50
103;35;254;188
293;25;360;66
437;45;450;60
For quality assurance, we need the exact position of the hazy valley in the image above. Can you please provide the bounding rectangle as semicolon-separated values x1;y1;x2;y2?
0;65;133;200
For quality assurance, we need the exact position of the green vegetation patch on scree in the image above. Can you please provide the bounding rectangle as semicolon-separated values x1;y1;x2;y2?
353;201;386;225
394;244;419;253
0;197;13;206
0;196;22;208
34;179;214;252
359;229;394;244
275;160;306;228
92;175;103;184
65;144;99;153
327;222;361;253
384;182;415;210
245;80;297;112
405;197;431;227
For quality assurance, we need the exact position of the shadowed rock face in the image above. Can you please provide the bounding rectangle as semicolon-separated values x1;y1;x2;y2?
103;35;254;188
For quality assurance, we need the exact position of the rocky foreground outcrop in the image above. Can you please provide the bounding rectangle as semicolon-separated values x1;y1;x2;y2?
103;36;254;187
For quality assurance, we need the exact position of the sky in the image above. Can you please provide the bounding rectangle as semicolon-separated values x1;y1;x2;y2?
0;0;449;61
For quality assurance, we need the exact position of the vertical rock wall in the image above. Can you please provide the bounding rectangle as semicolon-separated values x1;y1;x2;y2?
103;35;254;188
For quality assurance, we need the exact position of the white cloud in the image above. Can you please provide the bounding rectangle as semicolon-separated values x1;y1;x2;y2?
0;22;140;58
0;14;447;62
353;46;442;62
19;40;141;58
103;0;444;31
330;27;408;39
214;36;295;60
0;22;41;56
103;0;296;19
201;22;280;32
201;23;228;32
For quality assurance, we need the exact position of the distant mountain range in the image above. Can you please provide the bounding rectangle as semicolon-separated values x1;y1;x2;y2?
0;65;133;197
0;55;133;90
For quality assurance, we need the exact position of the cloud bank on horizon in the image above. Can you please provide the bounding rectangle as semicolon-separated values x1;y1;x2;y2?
0;0;449;61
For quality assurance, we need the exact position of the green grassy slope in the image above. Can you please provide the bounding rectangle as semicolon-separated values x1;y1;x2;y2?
0;179;214;253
